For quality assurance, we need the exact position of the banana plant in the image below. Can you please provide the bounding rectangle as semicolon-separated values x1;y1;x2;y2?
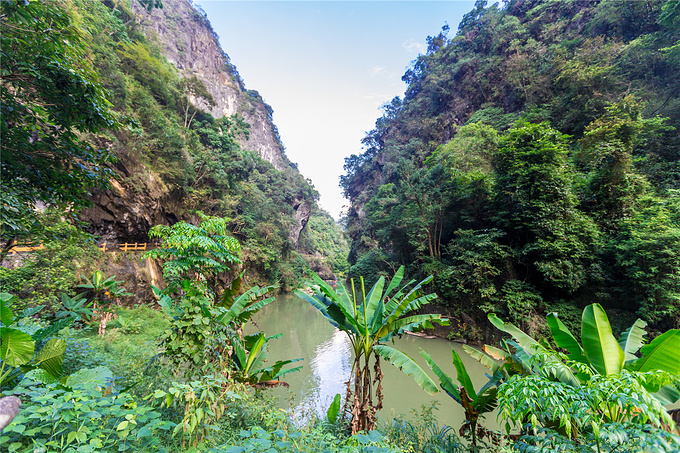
295;266;448;434
78;271;131;336
0;293;68;389
230;331;302;388
421;348;498;450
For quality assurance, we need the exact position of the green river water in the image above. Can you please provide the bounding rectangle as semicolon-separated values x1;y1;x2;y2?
247;293;497;428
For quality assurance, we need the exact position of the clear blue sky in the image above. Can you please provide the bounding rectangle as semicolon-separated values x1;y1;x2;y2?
194;1;476;219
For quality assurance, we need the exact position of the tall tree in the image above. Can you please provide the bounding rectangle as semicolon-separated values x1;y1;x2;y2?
0;0;119;258
493;121;600;294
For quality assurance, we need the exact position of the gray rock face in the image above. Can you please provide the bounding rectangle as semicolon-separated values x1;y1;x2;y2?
131;0;287;171
0;396;21;431
290;197;312;247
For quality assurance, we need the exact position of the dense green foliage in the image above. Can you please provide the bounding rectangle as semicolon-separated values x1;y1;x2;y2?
1;0;346;289
0;0;120;258
0;211;102;310
341;0;680;335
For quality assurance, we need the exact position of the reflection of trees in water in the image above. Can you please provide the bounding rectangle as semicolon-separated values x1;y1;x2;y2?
292;330;352;419
306;330;352;415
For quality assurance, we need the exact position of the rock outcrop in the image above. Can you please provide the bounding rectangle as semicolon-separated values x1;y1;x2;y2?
82;0;312;247
130;0;287;171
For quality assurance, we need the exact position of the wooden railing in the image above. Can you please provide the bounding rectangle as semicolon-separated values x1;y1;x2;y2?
7;244;44;255
8;242;158;254
99;242;158;252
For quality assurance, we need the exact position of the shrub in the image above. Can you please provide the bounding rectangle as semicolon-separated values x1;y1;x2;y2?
2;381;174;453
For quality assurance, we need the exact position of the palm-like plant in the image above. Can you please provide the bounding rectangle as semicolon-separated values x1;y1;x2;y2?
487;304;680;403
77;270;130;336
295;266;448;434
463;303;680;441
230;332;302;388
421;349;499;450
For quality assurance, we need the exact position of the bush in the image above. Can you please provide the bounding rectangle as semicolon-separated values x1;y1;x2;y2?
2;381;174;453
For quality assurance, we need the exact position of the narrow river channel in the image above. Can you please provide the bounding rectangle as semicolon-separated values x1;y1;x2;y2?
247;293;497;429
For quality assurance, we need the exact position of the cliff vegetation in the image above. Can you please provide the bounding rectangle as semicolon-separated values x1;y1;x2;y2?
341;0;680;341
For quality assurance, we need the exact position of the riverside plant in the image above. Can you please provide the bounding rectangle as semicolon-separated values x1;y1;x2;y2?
296;266;448;434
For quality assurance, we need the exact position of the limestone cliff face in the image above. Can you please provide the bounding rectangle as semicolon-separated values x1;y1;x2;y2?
130;0;287;171
82;0;312;247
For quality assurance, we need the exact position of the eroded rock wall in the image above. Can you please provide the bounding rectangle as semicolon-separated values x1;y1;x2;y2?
131;0;287;171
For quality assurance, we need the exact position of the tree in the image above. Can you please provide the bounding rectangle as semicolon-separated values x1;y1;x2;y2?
143;212;241;302
493;121;600;294
612;193;680;327
0;0;120;258
578;98;654;228
295;266;448;434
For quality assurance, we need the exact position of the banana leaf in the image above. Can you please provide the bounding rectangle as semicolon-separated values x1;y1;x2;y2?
546;313;587;364
463;344;499;374
618;318;648;363
628;329;680;374
421;349;460;402
375;344;438;395
581;303;624;376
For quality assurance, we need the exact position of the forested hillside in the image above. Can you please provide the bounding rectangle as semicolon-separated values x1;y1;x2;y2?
342;0;680;340
1;0;348;301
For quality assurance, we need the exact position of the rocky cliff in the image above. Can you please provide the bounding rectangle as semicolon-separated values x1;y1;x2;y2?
81;0;312;248
131;0;287;171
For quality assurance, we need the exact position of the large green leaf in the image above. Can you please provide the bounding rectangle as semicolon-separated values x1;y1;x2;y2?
0;293;15;326
295;290;336;325
618;319;648;363
421;350;460;402
0;327;34;367
260;358;303;381
326;394;342;424
34;338;66;378
652;385;680;405
383;266;405;302
463;345;499;373
65;366;113;390
629;329;680;374
217;273;243;308
374;345;438;395
309;271;354;319
546;313;587;364
581;303;624;376
488;313;542;355
379;313;446;340
232;335;247;369
451;349;477;403
364;276;385;328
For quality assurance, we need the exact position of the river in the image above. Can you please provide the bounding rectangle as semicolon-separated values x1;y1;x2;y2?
247;292;496;429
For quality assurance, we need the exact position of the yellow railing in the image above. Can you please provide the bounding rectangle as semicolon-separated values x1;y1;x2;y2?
99;242;156;252
8;241;160;254
7;244;45;255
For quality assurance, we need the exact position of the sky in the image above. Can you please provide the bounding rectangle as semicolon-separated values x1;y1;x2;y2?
194;1;476;219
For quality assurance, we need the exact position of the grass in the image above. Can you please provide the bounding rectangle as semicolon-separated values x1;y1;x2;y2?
59;305;171;388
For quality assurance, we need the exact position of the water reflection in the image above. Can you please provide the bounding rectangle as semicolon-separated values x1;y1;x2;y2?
299;330;352;416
